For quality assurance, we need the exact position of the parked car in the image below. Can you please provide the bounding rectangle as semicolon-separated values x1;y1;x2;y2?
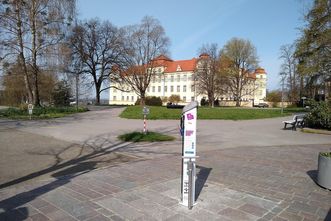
166;102;184;109
255;103;269;108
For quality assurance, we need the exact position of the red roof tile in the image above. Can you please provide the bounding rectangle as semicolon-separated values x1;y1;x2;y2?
164;58;197;73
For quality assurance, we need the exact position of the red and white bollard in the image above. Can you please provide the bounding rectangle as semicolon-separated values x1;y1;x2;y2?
143;114;147;134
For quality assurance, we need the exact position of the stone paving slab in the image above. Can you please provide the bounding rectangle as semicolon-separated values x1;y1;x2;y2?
0;144;330;220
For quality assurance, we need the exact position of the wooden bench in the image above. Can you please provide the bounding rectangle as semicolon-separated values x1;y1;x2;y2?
283;115;305;130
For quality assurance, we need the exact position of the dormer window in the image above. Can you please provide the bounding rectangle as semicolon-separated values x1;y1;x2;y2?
176;65;182;71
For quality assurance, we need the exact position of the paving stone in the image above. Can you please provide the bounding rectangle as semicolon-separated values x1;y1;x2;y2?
113;191;141;203
279;211;304;221
241;195;278;210
30;213;50;221
218;207;258;221
85;214;111;221
43;191;96;219
96;197;144;220
163;213;195;221
272;216;288;221
109;214;126;221
239;203;269;217
96;208;114;217
189;208;222;221
137;189;178;208
41;208;76;221
129;198;175;220
287;201;319;215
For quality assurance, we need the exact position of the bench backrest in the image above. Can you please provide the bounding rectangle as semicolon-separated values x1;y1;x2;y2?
294;114;305;121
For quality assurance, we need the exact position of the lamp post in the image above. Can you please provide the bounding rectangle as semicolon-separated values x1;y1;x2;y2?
280;72;286;115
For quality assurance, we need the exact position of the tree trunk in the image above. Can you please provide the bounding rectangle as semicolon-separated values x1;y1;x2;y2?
30;0;40;106
95;84;101;105
15;1;33;104
236;99;240;107
208;93;214;107
140;91;145;106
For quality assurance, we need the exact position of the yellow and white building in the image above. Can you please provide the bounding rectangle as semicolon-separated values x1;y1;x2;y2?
109;55;267;106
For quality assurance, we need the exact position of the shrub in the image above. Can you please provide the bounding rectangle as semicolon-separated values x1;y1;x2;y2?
168;94;181;104
52;80;71;107
200;97;208;106
304;100;331;130
135;96;162;106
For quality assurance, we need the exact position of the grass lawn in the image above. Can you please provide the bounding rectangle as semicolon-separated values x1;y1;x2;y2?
120;106;294;120
118;131;175;142
0;106;88;119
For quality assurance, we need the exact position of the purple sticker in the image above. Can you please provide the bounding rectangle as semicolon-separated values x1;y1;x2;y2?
186;113;194;120
185;130;194;136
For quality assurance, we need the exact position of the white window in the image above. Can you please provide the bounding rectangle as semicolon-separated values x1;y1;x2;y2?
183;85;187;92
171;86;174;92
183;96;186;102
121;96;124;101
177;85;180;92
131;96;134;101
177;75;180;82
171;75;174;82
158;76;161;83
158;86;161;92
113;88;117;93
183;75;187;81
191;85;195;92
164;86;167;92
113;96;116;101
152;86;155;92
127;96;129;101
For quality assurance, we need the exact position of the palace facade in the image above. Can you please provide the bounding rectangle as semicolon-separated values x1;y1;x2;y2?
109;55;267;106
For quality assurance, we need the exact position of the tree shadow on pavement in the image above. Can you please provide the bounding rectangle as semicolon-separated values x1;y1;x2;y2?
0;162;96;221
0;134;135;189
195;165;212;201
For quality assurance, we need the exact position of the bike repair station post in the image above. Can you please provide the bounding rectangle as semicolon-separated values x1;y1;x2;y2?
142;106;149;134
180;101;198;209
28;103;33;120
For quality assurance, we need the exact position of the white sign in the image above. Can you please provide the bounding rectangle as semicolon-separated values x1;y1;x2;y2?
142;106;150;115
28;104;33;110
183;108;196;157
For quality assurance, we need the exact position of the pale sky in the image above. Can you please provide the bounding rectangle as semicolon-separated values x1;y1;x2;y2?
77;0;307;91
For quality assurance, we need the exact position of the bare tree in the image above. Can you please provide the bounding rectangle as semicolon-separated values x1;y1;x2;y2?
279;44;300;102
68;19;125;104
0;0;76;105
220;38;258;106
120;16;170;105
195;44;223;107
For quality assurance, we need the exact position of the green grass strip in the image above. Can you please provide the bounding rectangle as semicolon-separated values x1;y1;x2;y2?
120;106;292;120
118;131;175;142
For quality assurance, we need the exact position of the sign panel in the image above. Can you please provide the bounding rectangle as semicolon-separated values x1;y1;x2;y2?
183;109;196;157
142;106;150;115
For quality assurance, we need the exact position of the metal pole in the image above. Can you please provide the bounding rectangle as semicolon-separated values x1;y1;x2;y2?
281;73;285;115
187;159;194;210
76;73;79;111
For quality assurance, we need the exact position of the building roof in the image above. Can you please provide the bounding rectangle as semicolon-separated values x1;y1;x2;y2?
135;55;267;77
255;68;266;74
152;55;197;73
164;59;197;73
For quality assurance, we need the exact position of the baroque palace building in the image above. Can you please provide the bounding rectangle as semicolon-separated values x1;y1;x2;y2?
109;55;267;106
